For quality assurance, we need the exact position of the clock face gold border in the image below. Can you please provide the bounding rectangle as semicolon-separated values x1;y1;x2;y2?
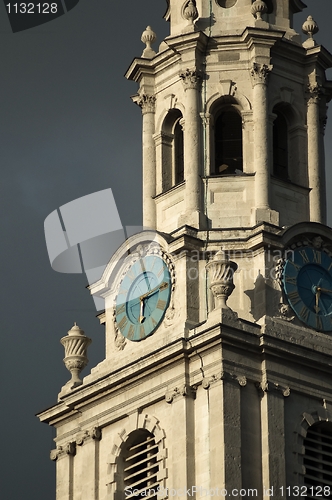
114;254;172;342
282;246;332;332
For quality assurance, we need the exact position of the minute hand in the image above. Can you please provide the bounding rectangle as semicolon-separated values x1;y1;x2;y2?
318;287;332;294
139;281;168;300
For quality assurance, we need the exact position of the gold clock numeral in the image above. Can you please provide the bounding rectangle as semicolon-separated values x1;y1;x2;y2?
127;324;135;340
312;250;322;265
299;250;309;264
289;260;301;271
299;305;310;322
156;299;167;310
328;262;332;272
119;289;128;295
150;316;157;328
316;315;323;330
118;316;128;330
116;303;126;315
149;257;157;272
157;267;164;278
140;325;146;339
139;259;147;273
127;268;136;281
285;276;297;285
288;290;301;305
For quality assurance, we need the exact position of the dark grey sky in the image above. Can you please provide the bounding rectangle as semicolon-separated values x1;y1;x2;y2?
1;1;332;499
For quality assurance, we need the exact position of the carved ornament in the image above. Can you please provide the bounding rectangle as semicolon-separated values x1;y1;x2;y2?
306;83;323;105
180;69;201;90
165;384;197;403
134;94;156;114
250;62;273;86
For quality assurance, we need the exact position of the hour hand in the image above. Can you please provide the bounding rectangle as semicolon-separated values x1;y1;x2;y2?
318;287;332;294
315;288;321;313
139;298;145;323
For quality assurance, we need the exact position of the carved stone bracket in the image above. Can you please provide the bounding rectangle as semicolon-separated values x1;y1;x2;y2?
256;381;290;397
76;426;102;445
250;62;273;86
179;69;201;90
50;427;101;460
50;447;63;461
202;372;246;389
165;384;197;403
133;94;156;114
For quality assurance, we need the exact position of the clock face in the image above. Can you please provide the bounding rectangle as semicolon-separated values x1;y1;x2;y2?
283;246;332;332
115;255;171;341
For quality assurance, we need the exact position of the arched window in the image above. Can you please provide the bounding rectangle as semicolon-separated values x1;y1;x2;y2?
161;109;184;191
214;110;243;174
174;118;184;184
273;109;288;179
120;430;160;499
303;421;332;495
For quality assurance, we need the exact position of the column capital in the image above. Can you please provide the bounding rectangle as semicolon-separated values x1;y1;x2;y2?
180;68;201;90
133;93;156;114
250;62;273;86
306;83;323;104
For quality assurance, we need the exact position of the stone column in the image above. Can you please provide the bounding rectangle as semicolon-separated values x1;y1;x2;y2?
51;443;75;500
76;428;101;500
251;63;278;225
259;381;289;499
306;84;325;223
180;69;201;227
136;94;157;229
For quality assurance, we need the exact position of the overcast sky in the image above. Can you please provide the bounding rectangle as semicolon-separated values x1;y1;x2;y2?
1;1;332;499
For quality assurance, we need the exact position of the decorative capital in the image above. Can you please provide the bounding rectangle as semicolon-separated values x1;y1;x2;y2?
256;381;290;397
206;250;238;310
180;69;201;90
250;62;273;86
306;83;323;105
134;94;156;114
141;26;156;59
165;384;196;403
50;447;63;461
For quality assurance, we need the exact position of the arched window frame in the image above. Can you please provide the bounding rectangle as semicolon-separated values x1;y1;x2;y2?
212;105;243;176
293;409;332;491
160;109;184;192
107;415;167;500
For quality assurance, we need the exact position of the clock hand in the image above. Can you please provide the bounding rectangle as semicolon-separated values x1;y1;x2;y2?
139;298;145;323
315;288;321;313
317;287;332;294
139;281;168;300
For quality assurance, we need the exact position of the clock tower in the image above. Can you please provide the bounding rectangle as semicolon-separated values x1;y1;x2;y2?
38;1;332;499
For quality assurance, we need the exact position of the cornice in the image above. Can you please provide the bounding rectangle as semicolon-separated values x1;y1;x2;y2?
304;44;332;72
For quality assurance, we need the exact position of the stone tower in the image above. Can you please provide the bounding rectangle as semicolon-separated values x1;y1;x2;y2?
38;1;332;499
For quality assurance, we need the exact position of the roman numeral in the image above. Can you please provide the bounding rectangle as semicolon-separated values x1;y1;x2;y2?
316;315;323;331
299;250;309;264
299;305;309;322
150;316;157;328
140;325;146;339
157;267;164;278
312;250;321;264
119;289;128;295
156;299;166;310
127;325;135;340
288;290;301;305
127;268;136;281
118;316;128;330
285;276;297;285
116;303;126;315
328;262;332;272
289;260;301;271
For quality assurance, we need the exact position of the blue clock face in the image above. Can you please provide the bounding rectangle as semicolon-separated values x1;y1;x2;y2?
283;246;332;332
115;255;171;341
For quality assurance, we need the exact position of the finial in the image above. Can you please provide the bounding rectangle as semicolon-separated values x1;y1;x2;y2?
183;0;198;25
141;26;156;59
302;16;319;48
59;324;92;397
251;0;267;20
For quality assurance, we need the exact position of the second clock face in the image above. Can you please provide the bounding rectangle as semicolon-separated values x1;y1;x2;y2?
283;246;332;332
115;255;171;341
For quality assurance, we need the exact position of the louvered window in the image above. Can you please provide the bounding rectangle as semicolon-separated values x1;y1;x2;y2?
303;422;332;498
123;430;160;500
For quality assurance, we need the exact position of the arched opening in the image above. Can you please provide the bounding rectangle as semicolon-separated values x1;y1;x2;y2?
273;107;289;179
161;109;184;190
119;429;160;499
214;109;243;174
303;421;332;495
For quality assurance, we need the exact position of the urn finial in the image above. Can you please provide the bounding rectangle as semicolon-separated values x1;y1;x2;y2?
251;0;267;21
59;323;91;396
141;26;157;59
302;16;319;48
206;250;238;310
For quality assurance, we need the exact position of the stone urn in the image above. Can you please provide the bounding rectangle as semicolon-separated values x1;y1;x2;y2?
60;323;91;390
206;250;238;309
